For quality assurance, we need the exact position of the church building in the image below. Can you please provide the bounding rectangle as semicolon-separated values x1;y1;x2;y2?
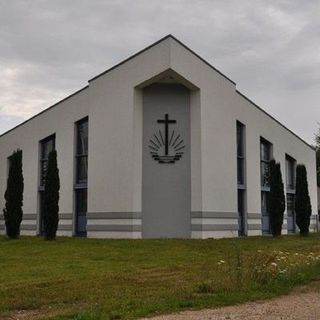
0;35;318;238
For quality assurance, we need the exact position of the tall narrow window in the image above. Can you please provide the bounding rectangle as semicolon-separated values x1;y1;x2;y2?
38;134;55;235
286;155;296;233
40;136;55;187
237;121;246;236
75;117;88;236
260;138;272;234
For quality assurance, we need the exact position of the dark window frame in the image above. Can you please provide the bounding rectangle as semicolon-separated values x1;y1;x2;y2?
75;117;88;187
260;137;273;234
39;134;56;190
237;121;246;188
38;134;55;235
236;121;247;236
260;137;272;191
74;117;88;237
285;154;296;193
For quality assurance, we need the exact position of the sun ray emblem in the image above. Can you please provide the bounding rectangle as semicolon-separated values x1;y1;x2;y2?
148;114;185;164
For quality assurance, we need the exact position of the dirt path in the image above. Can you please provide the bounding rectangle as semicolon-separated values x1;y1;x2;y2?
141;282;320;320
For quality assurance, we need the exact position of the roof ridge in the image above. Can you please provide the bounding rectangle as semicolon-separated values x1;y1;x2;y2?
89;34;235;85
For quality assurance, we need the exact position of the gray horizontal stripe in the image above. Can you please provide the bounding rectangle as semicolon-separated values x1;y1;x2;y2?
87;224;142;232
191;224;238;231
247;213;261;219
20;225;36;231
0;225;4;230
58;225;72;231
88;212;142;219
0;215;4;221
247;224;262;231
23;214;37;220
59;213;73;220
191;212;238;219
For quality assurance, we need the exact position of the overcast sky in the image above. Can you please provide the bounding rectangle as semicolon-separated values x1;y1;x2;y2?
0;0;319;143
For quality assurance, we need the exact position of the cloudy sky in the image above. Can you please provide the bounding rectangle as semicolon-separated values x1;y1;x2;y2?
0;0;319;143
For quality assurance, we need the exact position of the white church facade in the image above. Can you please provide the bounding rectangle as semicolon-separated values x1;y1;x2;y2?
0;35;318;239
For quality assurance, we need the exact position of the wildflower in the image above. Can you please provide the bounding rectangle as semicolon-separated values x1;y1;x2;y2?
271;262;277;267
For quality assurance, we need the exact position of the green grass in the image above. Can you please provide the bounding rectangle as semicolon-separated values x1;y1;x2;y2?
0;234;320;320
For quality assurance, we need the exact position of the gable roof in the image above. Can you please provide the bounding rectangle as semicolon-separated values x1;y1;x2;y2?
0;35;315;151
89;34;235;85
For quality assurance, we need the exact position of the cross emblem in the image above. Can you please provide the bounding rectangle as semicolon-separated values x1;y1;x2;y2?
157;113;176;155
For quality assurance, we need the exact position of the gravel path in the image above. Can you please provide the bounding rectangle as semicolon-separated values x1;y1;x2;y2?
141;283;320;320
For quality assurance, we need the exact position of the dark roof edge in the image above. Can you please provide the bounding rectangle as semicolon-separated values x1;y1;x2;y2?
89;34;236;85
0;85;89;139
236;89;315;151
169;35;236;85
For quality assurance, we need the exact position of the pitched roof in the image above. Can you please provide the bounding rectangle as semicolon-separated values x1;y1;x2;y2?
89;34;235;85
0;35;315;150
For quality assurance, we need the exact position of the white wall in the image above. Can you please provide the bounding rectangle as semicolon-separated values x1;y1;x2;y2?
0;87;89;235
0;36;317;238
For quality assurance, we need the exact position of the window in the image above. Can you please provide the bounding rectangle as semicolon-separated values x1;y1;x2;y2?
76;189;87;217
75;117;88;236
39;135;55;188
38;134;55;235
287;193;295;212
260;138;272;188
237;121;246;236
261;191;269;214
260;137;272;234
286;155;296;233
7;155;13;176
75;119;88;185
237;122;245;186
286;155;296;190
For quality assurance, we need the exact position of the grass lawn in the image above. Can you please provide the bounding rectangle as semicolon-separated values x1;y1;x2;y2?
1;234;320;319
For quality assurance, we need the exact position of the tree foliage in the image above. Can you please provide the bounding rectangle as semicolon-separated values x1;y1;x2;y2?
3;149;24;238
43;150;60;240
267;159;285;236
295;164;312;236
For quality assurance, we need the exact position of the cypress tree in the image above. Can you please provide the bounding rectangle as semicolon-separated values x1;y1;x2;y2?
267;159;285;236
295;164;312;236
43;149;60;240
3;149;24;238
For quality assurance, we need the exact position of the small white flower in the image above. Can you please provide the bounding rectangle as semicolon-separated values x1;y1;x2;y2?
271;262;277;267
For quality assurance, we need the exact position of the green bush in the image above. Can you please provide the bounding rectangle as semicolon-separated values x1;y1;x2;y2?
43;149;60;240
295;164;312;236
3;149;24;238
267;159;285;236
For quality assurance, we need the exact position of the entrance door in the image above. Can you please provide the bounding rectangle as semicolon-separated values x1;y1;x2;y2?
142;83;191;238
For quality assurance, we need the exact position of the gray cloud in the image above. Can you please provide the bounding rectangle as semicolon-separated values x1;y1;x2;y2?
0;0;319;143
